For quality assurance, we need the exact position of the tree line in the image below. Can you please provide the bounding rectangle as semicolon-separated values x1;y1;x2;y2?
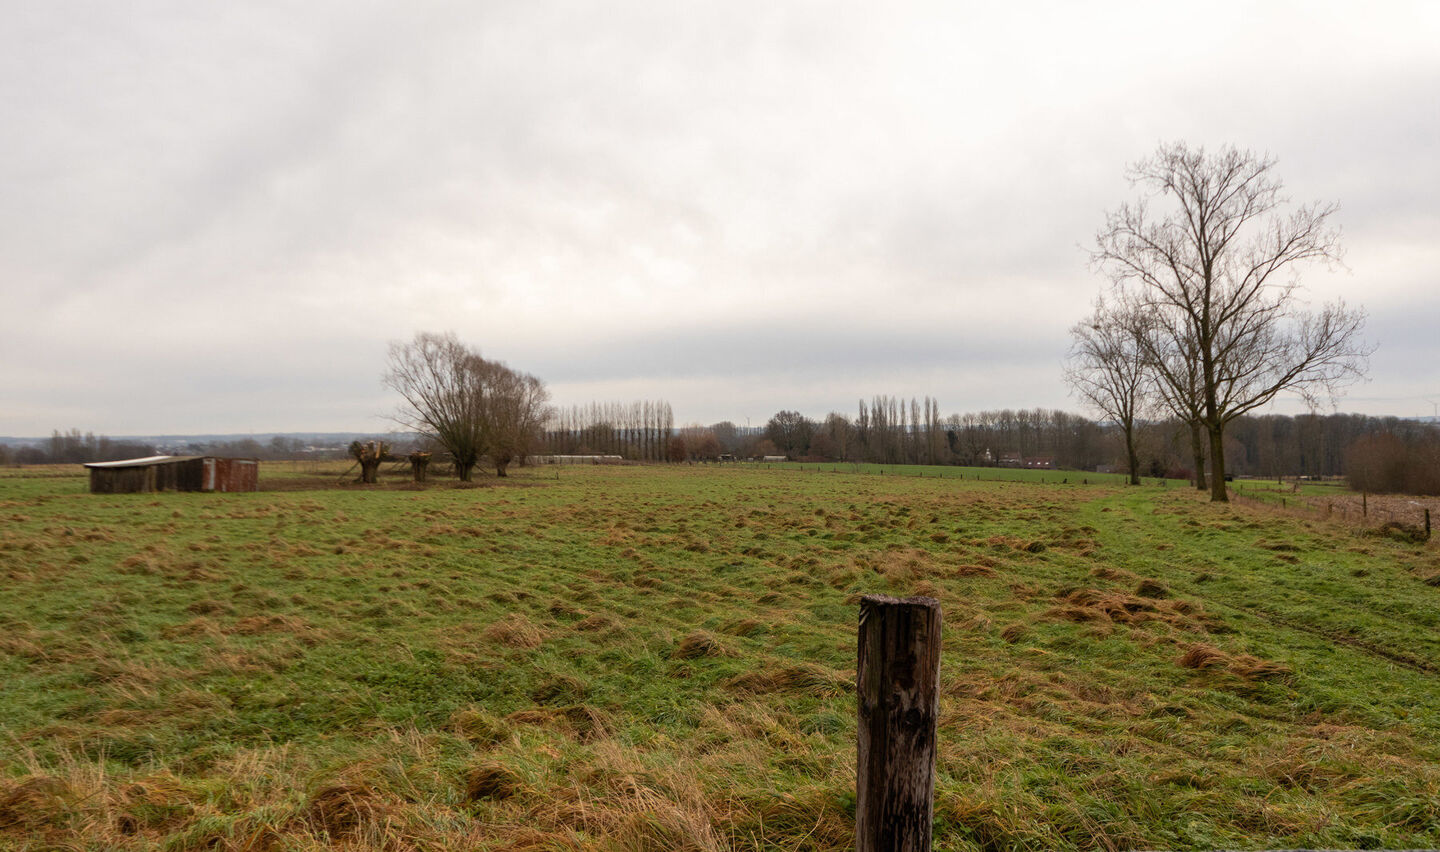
686;406;1435;486
544;400;675;461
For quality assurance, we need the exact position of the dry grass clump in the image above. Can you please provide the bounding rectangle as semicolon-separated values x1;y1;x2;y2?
462;762;524;802
999;623;1029;643
1177;642;1294;684
1047;588;1157;624
530;674;588;705
673;630;726;659
0;775;71;832
185;598;234;615
227;614;324;644
726;663;850;696
483;613;547;649
449;708;510;746
720;617;763;636
303;782;395;842
505;705;611;742
1365;521;1430;544
1090;564;1137;582
1135;579;1169;598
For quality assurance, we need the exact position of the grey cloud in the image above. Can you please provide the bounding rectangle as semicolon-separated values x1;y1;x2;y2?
2;3;1436;434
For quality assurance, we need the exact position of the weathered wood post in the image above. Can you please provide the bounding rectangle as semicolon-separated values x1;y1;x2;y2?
1426;508;1432;541
857;594;942;852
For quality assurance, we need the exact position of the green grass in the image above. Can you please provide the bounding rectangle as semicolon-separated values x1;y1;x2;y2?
773;461;1162;486
1;462;1438;850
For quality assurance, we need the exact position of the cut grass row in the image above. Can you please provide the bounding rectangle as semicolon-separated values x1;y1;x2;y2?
1;462;1438;850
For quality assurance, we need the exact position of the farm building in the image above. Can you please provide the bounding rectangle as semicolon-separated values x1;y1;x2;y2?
84;455;259;494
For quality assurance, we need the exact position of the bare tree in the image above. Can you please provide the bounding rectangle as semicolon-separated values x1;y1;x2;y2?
482;360;550;477
383;332;549;480
349;440;390;484
1094;142;1370;501
1065;298;1148;484
1125;294;1209;489
384;333;488;481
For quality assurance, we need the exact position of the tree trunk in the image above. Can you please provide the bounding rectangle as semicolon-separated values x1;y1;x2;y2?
1208;426;1228;502
1124;423;1140;486
457;461;475;482
495;454;511;477
359;459;381;484
1190;421;1207;491
409;453;430;483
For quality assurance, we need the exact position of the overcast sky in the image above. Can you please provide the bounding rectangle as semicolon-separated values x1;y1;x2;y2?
2;1;1437;436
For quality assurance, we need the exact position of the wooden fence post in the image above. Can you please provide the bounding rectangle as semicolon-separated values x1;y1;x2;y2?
857;594;942;852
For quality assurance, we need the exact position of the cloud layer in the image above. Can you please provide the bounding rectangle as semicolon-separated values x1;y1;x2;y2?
3;2;1437;434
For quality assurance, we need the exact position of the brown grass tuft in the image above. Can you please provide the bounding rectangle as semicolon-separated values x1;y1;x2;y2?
484;613;547;649
1089;565;1137;582
303;782;393;841
673;631;725;659
0;775;71;832
727;663;849;696
1000;623;1029;643
450;707;510;746
720;617;763;636
463;762;524;802
1135;579;1169;598
1178;643;1295;684
1178;643;1230;669
185;599;233;615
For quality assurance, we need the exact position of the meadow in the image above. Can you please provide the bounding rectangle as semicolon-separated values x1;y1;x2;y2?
2;462;1439;850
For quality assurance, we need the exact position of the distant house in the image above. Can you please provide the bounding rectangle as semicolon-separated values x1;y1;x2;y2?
998;452;1023;467
1024;457;1054;469
761;455;787;462
84;455;258;494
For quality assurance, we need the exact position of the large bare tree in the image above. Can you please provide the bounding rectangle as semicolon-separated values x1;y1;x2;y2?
1065;298;1148;485
385;333;488;481
1094;142;1370;501
384;332;550;481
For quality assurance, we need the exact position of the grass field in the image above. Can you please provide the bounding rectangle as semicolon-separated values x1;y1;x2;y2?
2;462;1439;850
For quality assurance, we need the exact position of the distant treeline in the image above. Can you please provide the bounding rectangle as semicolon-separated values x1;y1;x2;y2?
0;430;349;465
8;411;1439;494
544;398;1440;490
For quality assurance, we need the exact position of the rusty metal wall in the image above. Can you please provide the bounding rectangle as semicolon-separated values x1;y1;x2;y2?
210;458;258;492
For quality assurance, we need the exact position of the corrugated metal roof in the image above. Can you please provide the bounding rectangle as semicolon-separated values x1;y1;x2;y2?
83;455;203;469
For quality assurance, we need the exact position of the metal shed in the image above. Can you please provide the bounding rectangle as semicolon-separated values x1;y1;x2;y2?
83;455;259;494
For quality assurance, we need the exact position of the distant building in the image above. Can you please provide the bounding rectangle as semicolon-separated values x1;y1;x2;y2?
84;455;258;494
534;454;624;465
998;452;1053;469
